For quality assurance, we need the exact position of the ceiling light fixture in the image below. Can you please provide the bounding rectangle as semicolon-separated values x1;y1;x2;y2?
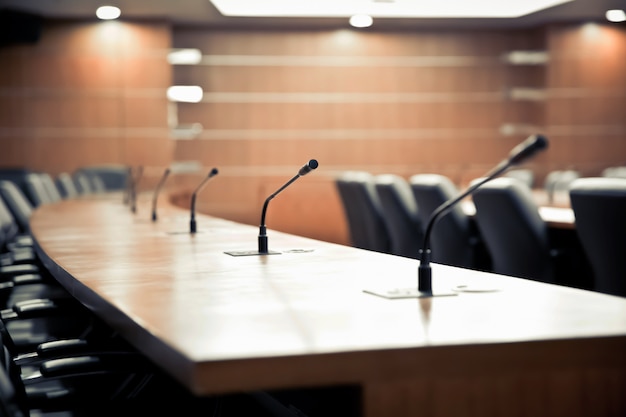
167;49;203;65
350;14;373;28
167;86;204;103
606;9;626;22
209;0;574;19
96;6;121;20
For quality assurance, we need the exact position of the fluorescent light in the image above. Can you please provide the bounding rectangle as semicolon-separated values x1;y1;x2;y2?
209;0;574;18
96;6;121;20
168;49;203;65
167;86;204;103
350;14;373;28
606;9;626;22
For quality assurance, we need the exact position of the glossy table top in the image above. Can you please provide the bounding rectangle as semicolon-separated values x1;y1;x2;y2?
30;194;626;396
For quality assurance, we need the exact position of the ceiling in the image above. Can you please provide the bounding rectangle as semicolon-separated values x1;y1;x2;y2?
0;0;624;30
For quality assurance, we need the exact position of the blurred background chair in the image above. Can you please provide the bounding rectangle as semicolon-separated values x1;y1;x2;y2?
543;169;580;204
23;173;63;208
74;165;128;192
409;174;490;270
472;177;560;283
505;168;534;188
335;171;390;253
0;181;35;235
55;173;80;199
569;177;626;297
374;174;424;258
602;166;626;179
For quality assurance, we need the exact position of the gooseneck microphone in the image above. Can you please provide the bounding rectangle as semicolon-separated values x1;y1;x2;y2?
190;168;219;234
130;166;143;214
417;134;549;296
225;159;319;256
258;159;319;254
151;168;171;222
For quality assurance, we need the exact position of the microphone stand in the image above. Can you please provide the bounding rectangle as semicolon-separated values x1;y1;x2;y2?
225;159;318;256
151;168;171;222
130;166;143;214
364;134;548;299
190;168;219;234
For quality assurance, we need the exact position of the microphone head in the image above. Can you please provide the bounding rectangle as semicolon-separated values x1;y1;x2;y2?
298;159;319;176
209;167;219;177
508;134;549;165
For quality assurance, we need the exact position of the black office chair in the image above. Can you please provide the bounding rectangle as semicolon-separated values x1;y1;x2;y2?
0;180;35;236
471;177;557;283
505;168;534;188
544;169;580;204
75;165;129;192
55;173;80;199
72;172;94;195
569;177;626;297
374;174;423;258
409;174;489;270
334;171;390;253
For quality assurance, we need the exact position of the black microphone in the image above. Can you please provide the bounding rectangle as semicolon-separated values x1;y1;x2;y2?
258;159;318;254
130;166;143;214
225;159;319;256
151;168;171;222
416;134;548;297
190;168;219;234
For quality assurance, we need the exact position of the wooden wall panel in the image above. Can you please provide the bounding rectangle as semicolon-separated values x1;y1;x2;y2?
2;21;623;247
169;28;552;244
545;24;626;175
0;20;173;182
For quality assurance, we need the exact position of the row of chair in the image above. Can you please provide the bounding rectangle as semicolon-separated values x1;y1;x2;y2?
0;174;222;415
0;169;110;211
335;172;490;271
335;171;626;297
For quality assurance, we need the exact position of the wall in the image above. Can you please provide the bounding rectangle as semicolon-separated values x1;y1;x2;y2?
1;21;624;246
170;24;625;245
0;20;173;188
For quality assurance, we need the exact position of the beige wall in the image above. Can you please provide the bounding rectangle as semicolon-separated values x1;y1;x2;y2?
1;21;624;245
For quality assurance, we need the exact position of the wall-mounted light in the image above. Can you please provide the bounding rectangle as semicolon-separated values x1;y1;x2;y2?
606;9;626;23
167;49;203;65
349;14;373;28
96;6;121;20
167;86;204;103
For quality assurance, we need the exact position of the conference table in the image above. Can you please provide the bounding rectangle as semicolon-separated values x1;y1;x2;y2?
30;193;626;417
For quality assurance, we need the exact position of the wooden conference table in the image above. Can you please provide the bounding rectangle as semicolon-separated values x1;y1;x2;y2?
31;194;626;417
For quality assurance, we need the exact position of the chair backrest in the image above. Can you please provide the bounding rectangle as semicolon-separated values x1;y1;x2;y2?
73;172;94;195
544;169;580;203
374;174;424;258
335;171;390;253
0;360;26;417
0;181;34;233
569;177;626;297
472;177;555;282
0;198;20;251
505;169;534;188
23;173;53;208
39;173;62;203
409;174;484;269
75;165;128;191
56;172;79;199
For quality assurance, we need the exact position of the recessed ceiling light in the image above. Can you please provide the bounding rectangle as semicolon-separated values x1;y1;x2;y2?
96;6;121;20
350;14;373;28
606;9;626;22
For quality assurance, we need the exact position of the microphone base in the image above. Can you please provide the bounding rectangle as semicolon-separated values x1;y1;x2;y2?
363;287;458;299
224;250;281;257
